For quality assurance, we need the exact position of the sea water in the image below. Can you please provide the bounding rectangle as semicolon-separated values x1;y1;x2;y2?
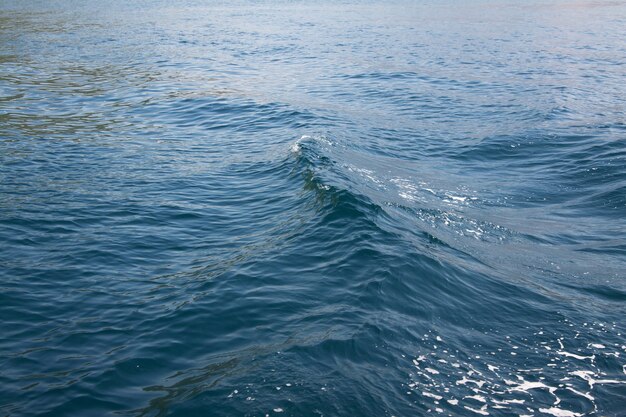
1;1;625;415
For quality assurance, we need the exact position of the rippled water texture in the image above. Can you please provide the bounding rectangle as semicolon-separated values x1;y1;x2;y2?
1;1;626;416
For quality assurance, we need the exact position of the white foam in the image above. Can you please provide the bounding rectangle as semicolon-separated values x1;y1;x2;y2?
538;407;581;417
464;404;489;415
445;194;467;203
290;141;301;153
456;376;486;388
465;395;487;403
423;391;443;400
565;386;593;402
556;350;594;361
506;379;555;394
404;322;623;415
290;135;311;153
290;134;332;154
493;399;524;405
570;370;626;389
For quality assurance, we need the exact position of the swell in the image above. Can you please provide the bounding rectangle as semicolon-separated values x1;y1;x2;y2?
288;135;543;292
282;135;626;416
101;136;572;417
108;134;626;417
0;134;545;417
288;132;626;304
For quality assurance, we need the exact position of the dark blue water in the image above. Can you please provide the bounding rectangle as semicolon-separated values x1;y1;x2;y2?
1;1;625;416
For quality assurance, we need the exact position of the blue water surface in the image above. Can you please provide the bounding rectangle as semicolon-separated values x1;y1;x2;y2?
1;1;625;416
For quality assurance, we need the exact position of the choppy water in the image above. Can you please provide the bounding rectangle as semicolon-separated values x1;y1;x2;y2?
1;1;626;416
